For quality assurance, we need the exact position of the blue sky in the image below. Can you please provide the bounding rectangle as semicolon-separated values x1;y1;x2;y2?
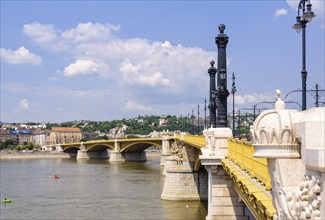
1;0;324;123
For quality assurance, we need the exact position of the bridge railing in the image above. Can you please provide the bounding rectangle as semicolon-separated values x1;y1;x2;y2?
228;138;271;190
173;134;206;149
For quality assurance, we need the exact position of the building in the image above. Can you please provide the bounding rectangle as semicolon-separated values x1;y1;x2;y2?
32;130;50;146
49;127;82;144
0;130;19;146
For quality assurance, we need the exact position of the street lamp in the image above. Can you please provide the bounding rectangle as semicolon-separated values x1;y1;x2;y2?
231;72;236;136
197;104;200;134
191;109;194;134
292;0;316;110
204;99;207;129
215;24;230;127
208;60;217;128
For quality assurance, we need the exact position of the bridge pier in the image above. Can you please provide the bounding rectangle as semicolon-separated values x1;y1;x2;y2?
123;151;147;162
161;143;208;201
109;151;147;162
76;150;109;159
200;127;248;220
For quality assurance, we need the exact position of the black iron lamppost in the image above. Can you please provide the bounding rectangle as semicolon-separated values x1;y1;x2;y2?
215;24;230;127
292;0;316;111
315;83;319;107
208;60;217;128
204;99;207;129
191;109;194;134
197;104;200;134
231;72;236;136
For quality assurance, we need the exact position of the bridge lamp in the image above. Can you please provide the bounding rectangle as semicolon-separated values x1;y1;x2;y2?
219;69;226;80
292;0;316;110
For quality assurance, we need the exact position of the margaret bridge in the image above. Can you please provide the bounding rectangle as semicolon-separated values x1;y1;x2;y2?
56;104;324;220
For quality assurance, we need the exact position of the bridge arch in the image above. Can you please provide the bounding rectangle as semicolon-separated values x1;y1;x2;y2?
63;146;80;153
120;141;162;153
86;143;114;152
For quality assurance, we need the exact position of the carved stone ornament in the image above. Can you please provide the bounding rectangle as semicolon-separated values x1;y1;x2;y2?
273;174;322;220
251;90;300;158
170;141;184;165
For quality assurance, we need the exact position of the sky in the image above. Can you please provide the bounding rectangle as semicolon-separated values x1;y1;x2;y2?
1;0;324;123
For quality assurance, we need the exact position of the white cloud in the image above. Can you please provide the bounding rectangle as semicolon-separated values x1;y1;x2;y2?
22;22;214;93
23;21;120;52
23;22;57;44
122;100;154;112
16;99;33;112
119;59;170;86
63;59;100;77
274;8;288;20
235;93;274;105
0;47;42;65
62;22;120;43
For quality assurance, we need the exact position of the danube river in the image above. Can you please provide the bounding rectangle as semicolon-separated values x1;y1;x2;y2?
1;154;207;219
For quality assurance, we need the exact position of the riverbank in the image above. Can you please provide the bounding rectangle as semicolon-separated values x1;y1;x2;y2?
0;151;71;159
0;150;162;159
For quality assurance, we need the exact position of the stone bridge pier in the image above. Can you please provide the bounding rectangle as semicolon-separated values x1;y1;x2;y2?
161;139;208;201
200;127;248;220
76;142;109;159
109;139;147;162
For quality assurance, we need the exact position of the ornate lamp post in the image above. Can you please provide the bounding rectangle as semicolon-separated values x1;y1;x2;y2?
208;60;217;128
215;24;230;127
292;0;316;110
231;72;236;136
191;109;194;134
197;104;200;134
204;99;207;129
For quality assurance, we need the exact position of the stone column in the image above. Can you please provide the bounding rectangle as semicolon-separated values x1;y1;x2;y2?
200;126;245;219
160;135;171;166
203;165;245;220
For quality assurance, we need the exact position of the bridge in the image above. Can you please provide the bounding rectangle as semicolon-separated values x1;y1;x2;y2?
59;134;205;162
56;105;324;220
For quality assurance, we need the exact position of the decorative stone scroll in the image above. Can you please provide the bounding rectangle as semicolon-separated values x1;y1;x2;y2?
273;174;322;220
251;90;300;159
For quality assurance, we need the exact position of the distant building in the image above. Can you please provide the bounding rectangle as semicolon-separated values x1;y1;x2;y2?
18;132;33;145
49;127;82;144
0;130;19;145
82;132;99;140
159;117;169;126
32;130;50;146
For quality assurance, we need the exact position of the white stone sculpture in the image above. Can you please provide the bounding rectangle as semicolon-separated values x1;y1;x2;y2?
251;89;325;220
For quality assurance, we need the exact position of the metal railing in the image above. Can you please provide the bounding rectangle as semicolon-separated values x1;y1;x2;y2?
228;138;271;190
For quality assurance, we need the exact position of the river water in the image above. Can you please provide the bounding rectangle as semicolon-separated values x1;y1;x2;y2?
0;155;207;220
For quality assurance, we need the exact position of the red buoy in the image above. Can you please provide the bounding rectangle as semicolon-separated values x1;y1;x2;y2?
54;175;60;179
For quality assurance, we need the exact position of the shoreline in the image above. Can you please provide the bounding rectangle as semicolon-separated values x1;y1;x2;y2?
0;151;71;159
0;150;161;160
